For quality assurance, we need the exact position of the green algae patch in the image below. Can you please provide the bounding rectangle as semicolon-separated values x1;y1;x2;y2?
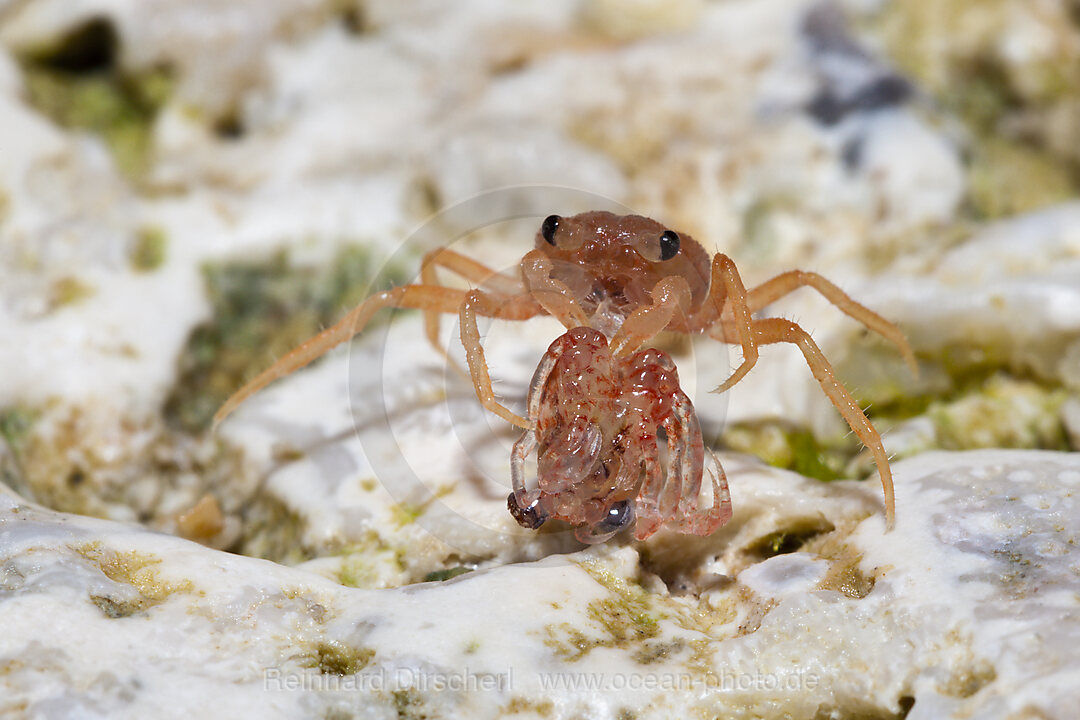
722;344;1070;483
860;363;1071;454
49;276;95;310
541;556;736;666
0;407;37;466
746;519;835;563
330;529;409;589
543;561;664;663
74;542;194;615
926;375;1069;451
390;688;434;720
423;566;472;583
722;420;852;483
23;66;172;178
18;18;174;179
310;641;375;676
966;136;1076;220
390;501;427;528
0;399;248;526
501;696;555;717
0;408;34;506
237;491;312;566
389;484;454;529
130;226;168;272
89;593;149;618
164;244;408;432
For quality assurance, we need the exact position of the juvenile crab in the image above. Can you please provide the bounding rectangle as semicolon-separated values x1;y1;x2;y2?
510;326;731;543
215;211;915;529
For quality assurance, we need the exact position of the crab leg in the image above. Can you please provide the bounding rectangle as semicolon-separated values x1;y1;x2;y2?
420;248;525;356
666;392;731;536
734;317;896;528
510;429;539;503
633;441;666;540
460;289;547;429
744;270;918;376
693;253;758;393
214;285;539;427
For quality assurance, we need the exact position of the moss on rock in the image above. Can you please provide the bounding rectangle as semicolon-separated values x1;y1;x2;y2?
18;17;174;179
164;244;407;433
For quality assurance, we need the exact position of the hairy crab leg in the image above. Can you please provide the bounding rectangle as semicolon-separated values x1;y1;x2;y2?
607;276;693;357
420;248;525;358
520;250;590;329
743;270;918;376
214;285;539;427
732;317;896;528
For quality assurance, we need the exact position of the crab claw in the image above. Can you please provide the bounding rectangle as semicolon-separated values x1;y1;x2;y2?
537;417;603;496
508;491;547;529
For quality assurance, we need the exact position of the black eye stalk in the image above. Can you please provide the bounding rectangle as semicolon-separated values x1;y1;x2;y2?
542;215;560;245
659;230;680;260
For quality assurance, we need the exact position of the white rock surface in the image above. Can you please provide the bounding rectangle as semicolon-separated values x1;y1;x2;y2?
3;450;1079;718
0;0;1078;718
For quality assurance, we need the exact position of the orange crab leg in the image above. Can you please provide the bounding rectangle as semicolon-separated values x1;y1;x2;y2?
745;270;918;376
420;247;525;356
214;284;539;427
693;253;758;392
725;317;896;528
460;289;545;429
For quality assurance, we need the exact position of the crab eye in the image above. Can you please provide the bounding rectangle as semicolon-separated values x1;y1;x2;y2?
574;499;636;544
600;499;635;530
659;230;680;261
541;215;561;246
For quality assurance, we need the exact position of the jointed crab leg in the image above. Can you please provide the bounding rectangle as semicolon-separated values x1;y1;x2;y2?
420;248;524;356
460;289;544;429
666;393;731;536
744;270;918;376
213;284;539;427
510;429;539;504
633;391;730;540
695;253;758;393
726;317;897;528
634;442;666;540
